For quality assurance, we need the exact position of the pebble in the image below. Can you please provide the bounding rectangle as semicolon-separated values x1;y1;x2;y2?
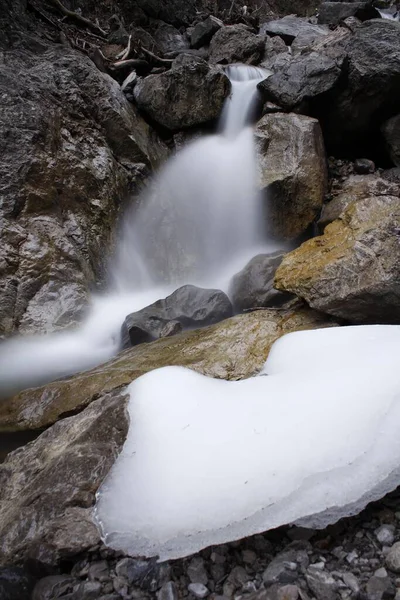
386;542;400;573
375;525;395;545
306;569;337;600
188;583;210;598
342;572;360;594
188;557;208;585
158;581;178;600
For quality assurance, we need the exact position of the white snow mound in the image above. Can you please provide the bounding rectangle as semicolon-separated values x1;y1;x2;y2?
94;325;400;561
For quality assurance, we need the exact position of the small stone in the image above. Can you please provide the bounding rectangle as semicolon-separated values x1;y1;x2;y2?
306;569;337;600
366;574;392;600
88;561;110;583
32;576;76;600
387;543;400;573
354;158;375;174
346;550;358;564
310;562;325;570
113;577;128;596
188;583;209;598
342;572;360;594
375;568;388;578
242;549;257;565
115;558;151;585
158;581;178;600
277;584;300;600
188;557;208;585
375;525;395;546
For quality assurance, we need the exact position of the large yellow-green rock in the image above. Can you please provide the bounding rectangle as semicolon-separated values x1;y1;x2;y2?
0;307;338;433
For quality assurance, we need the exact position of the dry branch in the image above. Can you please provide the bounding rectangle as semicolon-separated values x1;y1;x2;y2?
140;46;173;67
46;0;107;37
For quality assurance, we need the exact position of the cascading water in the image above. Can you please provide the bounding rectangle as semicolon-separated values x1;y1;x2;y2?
0;65;274;397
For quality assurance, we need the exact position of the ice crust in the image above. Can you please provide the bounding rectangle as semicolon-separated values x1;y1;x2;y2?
94;325;400;561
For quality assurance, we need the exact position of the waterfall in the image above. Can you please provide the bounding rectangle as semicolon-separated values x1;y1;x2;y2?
0;65;273;397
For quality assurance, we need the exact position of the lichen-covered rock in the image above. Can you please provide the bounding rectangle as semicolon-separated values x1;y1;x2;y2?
133;59;230;130
0;390;129;566
255;113;327;240
0;46;168;337
0;307;339;433
209;24;265;64
275;195;400;324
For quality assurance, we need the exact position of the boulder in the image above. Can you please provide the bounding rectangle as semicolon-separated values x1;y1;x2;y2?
382;114;400;166
121;285;233;348
291;27;329;55
258;51;342;111
190;16;223;49
255;113;327;240
323;20;400;155
260;35;289;71
133;60;230;130
260;16;328;44
318;2;380;26
318;174;399;228
275;195;400;323
0;308;339;433
209;24;265;64
229;252;294;311
151;22;189;55
0;390;129;566
0;46;168;337
0;567;36;600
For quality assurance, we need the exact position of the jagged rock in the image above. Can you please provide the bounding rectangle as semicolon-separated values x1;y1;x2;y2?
263;544;310;585
255;113;327;240
318;2;380;26
275;195;400;323
386;542;400;573
382;114;400;167
354;158;375;174
229;252;293;311
258;51;342;111
0;307;339;433
133;60;230;130
306;568;338;600
261;35;289;71
0;46;168;337
209;24;265;64
318;174;399;228
0;390;129;566
260;16;328;44
151;21;189;55
324;20;400;155
121;285;232;349
190;16;223;49
32;575;77;600
291;27;329;55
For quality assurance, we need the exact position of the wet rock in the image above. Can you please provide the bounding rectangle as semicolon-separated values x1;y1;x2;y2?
188;583;210;598
188;557;208;585
318;2;380;26
0;307;339;431
275;194;400;323
0;46;167;337
263;545;309;586
191;16;223;49
229;252;293;311
133;60;230;130
318;174;399;228
354;158;375;174
306;569;338;600
152;21;189;55
158;581;178;600
115;557;152;585
260;16;328;44
258;51;342;111
255;113;327;240
209;24;265;64
0;566;36;600
0;390;129;565
121;285;232;349
386;542;400;573
382;114;400;167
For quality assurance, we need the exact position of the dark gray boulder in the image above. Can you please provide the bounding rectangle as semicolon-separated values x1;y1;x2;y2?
133;60;230;130
151;21;189;55
258;51;342;111
382;114;400;166
260;16;328;44
121;285;233;349
229;252;294;311
190;16;223;49
209;24;265;64
318;2;380;26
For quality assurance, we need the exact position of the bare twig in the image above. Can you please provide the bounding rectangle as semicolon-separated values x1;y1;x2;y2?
116;34;132;61
140;45;173;66
46;0;107;37
112;58;150;70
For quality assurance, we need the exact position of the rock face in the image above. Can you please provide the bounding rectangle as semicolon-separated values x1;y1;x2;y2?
255;113;327;240
133;59;230;130
382;114;400;167
0;307;339;433
0;45;167;337
209;24;265;64
258;52;342;111
229;252;293;311
0;390;129;566
121;285;233;348
324;20;400;155
275;195;400;324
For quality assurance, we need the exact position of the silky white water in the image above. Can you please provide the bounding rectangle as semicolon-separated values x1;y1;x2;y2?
0;65;272;397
